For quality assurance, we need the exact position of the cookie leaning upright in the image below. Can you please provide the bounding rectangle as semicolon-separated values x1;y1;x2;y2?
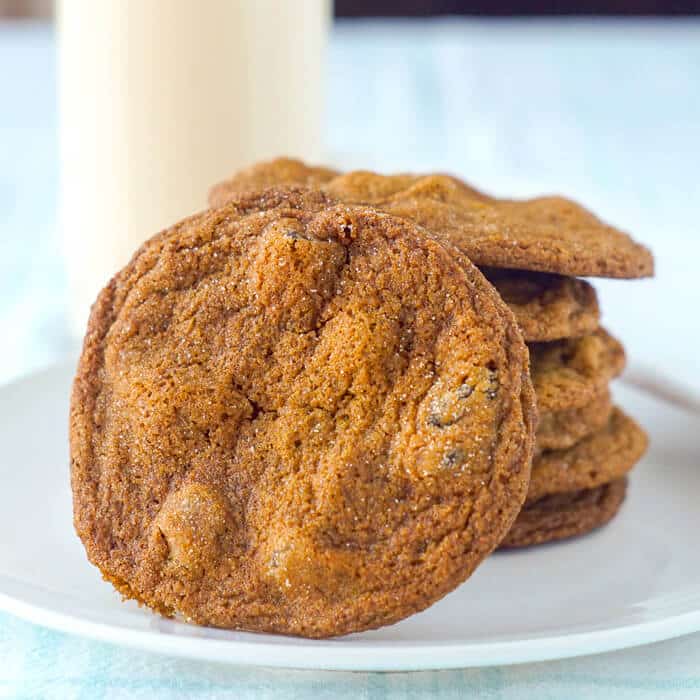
70;187;536;638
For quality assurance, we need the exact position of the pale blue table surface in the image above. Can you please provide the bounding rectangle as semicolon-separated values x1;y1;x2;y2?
1;18;700;699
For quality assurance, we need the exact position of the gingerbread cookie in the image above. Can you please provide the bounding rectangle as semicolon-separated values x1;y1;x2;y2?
209;159;654;278
208;157;338;199
529;329;625;412
528;407;647;503
481;268;599;342
501;478;627;548
71;187;536;638
536;389;613;452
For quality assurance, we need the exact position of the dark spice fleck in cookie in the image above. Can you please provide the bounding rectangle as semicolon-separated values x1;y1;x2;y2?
70;186;536;639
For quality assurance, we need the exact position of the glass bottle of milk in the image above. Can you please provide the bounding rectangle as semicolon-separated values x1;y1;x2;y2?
58;0;329;335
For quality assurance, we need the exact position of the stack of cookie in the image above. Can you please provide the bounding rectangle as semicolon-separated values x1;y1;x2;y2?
209;158;652;549
68;158;654;640
492;277;648;547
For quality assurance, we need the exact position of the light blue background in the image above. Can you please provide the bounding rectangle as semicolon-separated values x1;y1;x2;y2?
1;18;699;699
3;612;700;699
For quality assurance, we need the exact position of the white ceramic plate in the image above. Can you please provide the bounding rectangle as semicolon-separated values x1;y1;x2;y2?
1;361;699;671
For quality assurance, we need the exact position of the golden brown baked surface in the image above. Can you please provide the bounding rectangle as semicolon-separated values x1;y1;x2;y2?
529;329;625;412
215;164;605;342
481;268;599;342
209;158;654;278
70;187;536;638
528;408;647;503
209;157;338;195
501;478;627;549
536;389;613;453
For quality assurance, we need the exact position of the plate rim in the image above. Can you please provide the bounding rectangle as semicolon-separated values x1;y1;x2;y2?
3;361;700;671
3;588;700;671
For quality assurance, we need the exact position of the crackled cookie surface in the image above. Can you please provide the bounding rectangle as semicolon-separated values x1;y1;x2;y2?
209;158;654;278
501;478;627;549
70;187;536;638
529;329;625;412
208;157;338;198
528;408;647;503
536;389;613;452
481;268;599;342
